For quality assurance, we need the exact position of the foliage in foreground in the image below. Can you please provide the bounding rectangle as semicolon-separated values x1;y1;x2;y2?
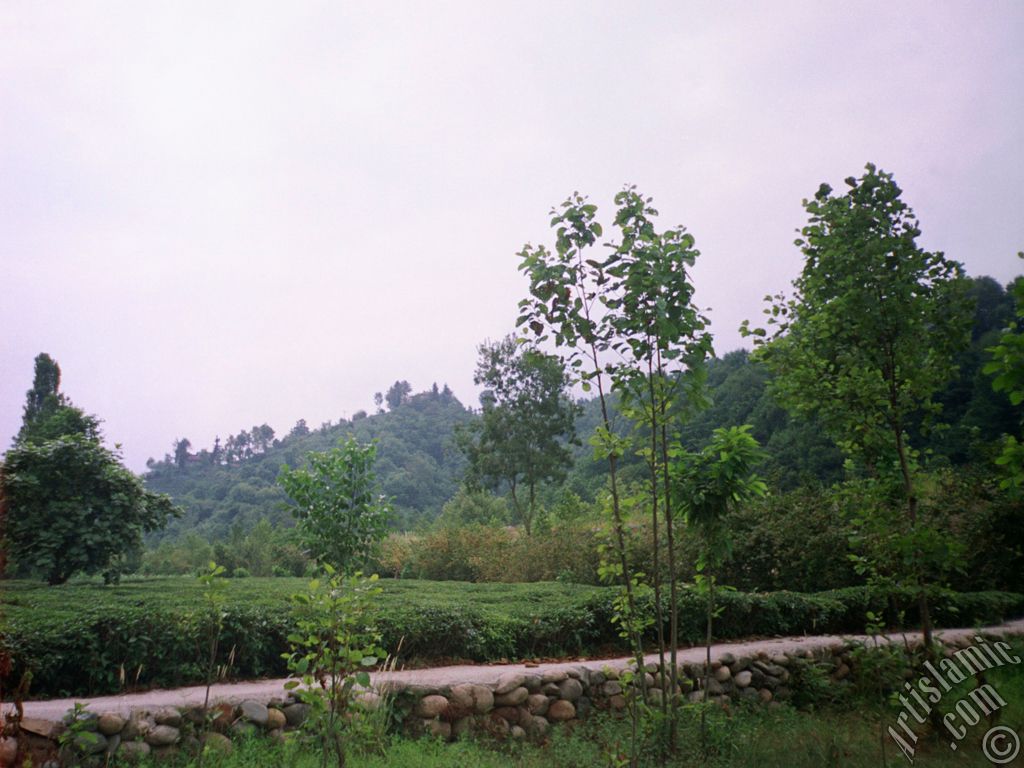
283;568;385;768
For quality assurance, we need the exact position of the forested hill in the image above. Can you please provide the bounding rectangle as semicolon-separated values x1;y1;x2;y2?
564;276;1019;495
144;385;473;539
146;276;1019;543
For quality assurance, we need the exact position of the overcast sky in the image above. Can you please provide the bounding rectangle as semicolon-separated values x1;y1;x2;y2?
2;2;1022;472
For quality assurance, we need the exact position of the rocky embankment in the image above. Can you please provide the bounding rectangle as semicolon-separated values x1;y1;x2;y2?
4;620;1022;767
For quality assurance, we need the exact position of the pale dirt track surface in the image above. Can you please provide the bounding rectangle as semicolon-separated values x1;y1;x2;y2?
7;619;1024;723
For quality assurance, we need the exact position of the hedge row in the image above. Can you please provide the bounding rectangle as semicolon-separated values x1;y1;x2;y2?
1;577;1021;699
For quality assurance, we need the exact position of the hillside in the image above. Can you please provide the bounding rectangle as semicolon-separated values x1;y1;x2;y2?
566;278;1017;493
144;276;1020;543
144;385;473;538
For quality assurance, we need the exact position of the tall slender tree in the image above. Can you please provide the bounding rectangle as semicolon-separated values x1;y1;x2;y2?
278;437;390;573
173;438;192;469
743;164;973;649
519;189;718;760
604;187;712;747
20;353;61;430
517;193;644;763
17;353;99;444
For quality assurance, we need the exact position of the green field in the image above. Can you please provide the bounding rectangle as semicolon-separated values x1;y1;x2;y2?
1;575;610;639
1;576;620;699
2;577;1022;699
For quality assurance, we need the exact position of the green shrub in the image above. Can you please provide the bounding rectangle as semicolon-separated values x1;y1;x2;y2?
818;586;1024;630
232;567;251;578
2;577;1020;699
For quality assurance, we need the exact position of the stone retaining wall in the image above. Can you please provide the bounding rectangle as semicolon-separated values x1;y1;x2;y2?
2;631;1017;767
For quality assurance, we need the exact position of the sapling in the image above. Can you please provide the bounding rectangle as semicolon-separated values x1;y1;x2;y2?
672;425;765;758
283;566;384;768
195;561;228;768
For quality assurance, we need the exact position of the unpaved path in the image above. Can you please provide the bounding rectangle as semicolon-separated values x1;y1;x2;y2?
7;619;1024;723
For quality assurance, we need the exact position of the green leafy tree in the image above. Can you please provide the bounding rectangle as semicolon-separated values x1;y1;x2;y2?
236;430;251;459
984;270;1024;492
743;163;973;648
278;437;390;573
4;435;179;584
19;404;100;445
517;192;648;764
603;187;712;745
671;425;765;752
520;189;715;757
252;423;275;453
437;487;509;527
3;355;178;584
457;336;578;535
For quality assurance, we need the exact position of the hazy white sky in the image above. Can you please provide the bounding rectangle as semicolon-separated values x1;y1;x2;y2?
2;2;1022;471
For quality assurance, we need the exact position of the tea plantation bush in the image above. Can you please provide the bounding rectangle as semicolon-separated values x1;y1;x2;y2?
2;577;1021;699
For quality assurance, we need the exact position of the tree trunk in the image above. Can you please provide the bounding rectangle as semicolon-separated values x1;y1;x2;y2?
509;481;526;535
658;348;680;752
196;628;220;768
646;363;668;720
527;481;536;538
701;562;714;758
893;425;933;650
592;349;646;768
